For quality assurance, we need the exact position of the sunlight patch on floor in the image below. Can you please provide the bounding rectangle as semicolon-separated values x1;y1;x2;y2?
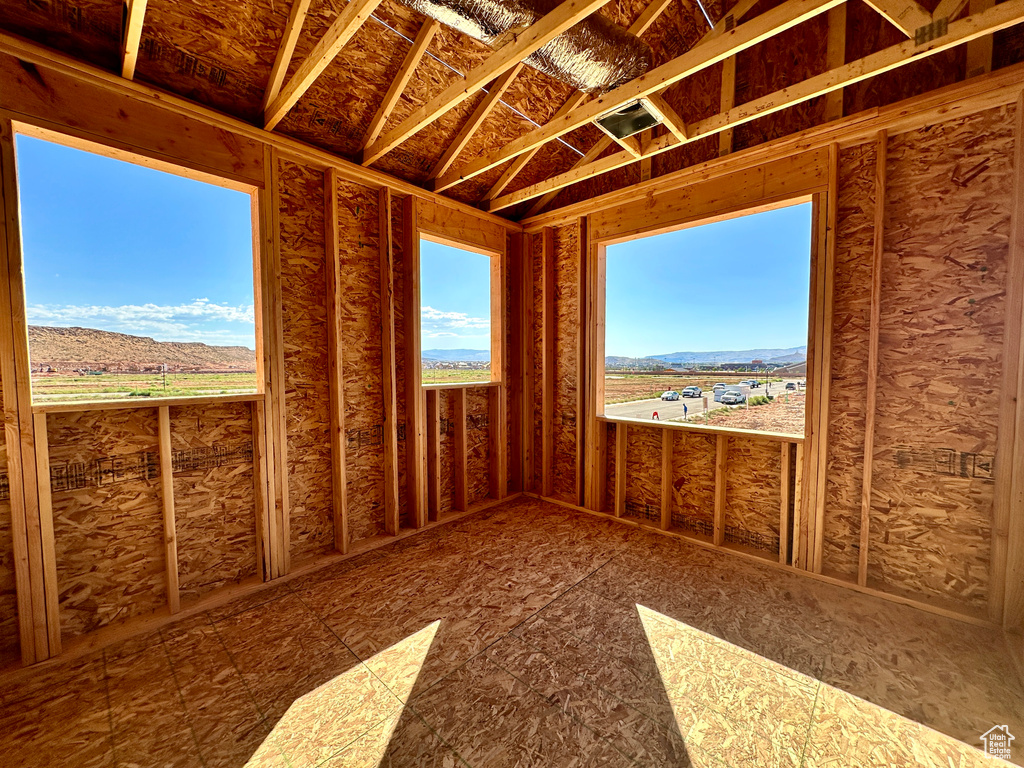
246;620;440;767
635;604;1009;767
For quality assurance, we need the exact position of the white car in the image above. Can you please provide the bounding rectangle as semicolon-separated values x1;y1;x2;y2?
661;391;680;401
721;389;746;405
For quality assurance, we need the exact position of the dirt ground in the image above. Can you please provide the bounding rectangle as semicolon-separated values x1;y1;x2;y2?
689;391;806;434
604;374;763;404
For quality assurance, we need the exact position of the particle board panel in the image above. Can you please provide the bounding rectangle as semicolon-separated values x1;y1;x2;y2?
552;223;579;505
392;196;411;528
467;388;490;505
624;424;661;524
169;401;257;604
531;231;545;494
278;158;335;565
725;437;784;556
603;422;617;514
843;0;964;116
669;430;716;537
135;0;288;123
336;177;386;543
47;409;165;640
0;366;15;663
822;141;877;579
0;0;121;72
733;12;830;152
869;105;1014;611
438;390;456;516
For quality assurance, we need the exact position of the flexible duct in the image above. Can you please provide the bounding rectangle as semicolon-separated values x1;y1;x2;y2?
397;0;653;93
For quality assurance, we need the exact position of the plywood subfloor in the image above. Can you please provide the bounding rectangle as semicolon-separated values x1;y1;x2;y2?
0;497;1020;767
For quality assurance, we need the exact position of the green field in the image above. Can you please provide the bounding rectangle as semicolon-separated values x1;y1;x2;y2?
32;371;259;402
421;368;492;385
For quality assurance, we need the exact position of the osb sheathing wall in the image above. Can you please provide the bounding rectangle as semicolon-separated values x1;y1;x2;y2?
278;158;334;564
531;100;1020;618
0;371;15;664
0;54;518;664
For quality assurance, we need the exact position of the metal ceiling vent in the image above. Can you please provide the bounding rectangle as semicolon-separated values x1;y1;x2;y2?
593;98;663;140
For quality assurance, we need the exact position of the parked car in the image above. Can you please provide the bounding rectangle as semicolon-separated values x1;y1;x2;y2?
661;391;680;401
721;389;746;405
785;381;797;391
712;383;727;392
681;386;701;397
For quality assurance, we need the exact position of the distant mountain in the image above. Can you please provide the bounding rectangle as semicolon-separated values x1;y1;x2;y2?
421;348;490;362
29;326;256;373
651;346;807;365
605;355;671;368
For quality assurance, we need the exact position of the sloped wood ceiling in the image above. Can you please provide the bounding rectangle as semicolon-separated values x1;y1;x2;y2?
0;0;1022;219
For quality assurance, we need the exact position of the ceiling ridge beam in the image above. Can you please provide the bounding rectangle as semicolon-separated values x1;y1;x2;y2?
264;0;385;130
362;19;440;150
433;0;844;192
492;0;1024;212
862;0;932;36
261;0;314;112
429;63;524;180
360;0;613;167
120;0;148;80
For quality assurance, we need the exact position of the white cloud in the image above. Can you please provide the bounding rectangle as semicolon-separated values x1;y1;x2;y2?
420;305;489;338
26;299;256;347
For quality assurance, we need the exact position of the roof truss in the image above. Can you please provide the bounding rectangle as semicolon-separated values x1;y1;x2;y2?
360;0;613;166
264;0;385;130
490;0;1024;212
432;0;845;193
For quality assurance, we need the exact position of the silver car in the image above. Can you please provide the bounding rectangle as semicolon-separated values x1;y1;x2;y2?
721;389;746;405
661;391;680;401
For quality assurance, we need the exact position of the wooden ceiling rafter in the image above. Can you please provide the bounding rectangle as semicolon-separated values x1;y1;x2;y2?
495;0;1024;212
862;0;932;36
264;0;385;130
429;63;525;180
261;0;314;112
361;19;441;150
120;0;148;80
933;0;971;20
475;0;677;202
433;0;845;193
646;93;689;141
360;0;614;167
483;91;589;200
524;0;755;215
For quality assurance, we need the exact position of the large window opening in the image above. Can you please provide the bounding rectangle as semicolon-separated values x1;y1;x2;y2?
419;237;494;385
604;202;812;435
15;133;258;405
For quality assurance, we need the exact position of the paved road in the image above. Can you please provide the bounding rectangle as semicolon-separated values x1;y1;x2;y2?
605;380;803;421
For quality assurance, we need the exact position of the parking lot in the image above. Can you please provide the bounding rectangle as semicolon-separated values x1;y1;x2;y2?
605;379;805;421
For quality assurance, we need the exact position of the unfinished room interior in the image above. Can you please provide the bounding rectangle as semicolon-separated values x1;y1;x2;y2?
1;0;1024;763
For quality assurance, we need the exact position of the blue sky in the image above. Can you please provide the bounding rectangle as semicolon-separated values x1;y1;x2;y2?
606;203;812;358
16;135;256;349
419;239;491;350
